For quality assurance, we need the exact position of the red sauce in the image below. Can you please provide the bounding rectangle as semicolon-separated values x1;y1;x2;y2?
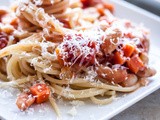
57;33;97;67
0;32;8;49
81;0;102;8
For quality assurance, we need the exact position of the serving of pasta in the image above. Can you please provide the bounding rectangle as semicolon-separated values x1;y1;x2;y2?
0;0;156;117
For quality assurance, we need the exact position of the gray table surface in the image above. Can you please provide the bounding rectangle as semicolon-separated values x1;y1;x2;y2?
111;89;160;120
124;0;160;16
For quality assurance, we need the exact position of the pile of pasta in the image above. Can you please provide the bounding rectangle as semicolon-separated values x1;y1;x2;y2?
0;0;156;116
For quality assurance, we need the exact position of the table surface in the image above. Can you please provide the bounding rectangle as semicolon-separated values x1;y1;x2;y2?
124;0;160;16
111;89;160;120
111;1;160;120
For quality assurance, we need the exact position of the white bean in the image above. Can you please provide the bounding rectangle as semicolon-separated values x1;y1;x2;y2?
137;67;156;77
96;66;127;83
139;52;148;64
122;74;138;87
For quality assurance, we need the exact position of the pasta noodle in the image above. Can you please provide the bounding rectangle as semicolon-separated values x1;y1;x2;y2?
0;0;156;117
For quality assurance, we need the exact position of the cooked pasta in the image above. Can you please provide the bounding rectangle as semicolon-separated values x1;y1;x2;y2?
0;0;156;116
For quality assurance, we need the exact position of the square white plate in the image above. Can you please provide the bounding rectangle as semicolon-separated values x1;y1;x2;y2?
0;0;160;120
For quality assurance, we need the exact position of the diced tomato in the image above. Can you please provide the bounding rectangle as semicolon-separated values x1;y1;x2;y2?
113;51;126;65
123;43;135;57
30;84;50;104
16;93;35;111
10;17;18;28
96;4;105;15
103;2;114;13
1;14;18;28
127;55;144;73
0;9;7;22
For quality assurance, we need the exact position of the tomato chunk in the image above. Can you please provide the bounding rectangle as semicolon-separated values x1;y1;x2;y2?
123;43;135;57
16;93;35;111
103;2;114;13
96;4;105;15
30;84;50;104
127;55;144;73
113;51;126;65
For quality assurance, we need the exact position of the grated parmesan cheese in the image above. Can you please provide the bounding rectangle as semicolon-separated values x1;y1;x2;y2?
43;66;52;73
57;27;105;66
69;100;85;107
67;106;77;116
40;42;57;61
85;67;97;82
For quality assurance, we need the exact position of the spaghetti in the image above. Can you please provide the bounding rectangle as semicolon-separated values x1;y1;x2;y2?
0;0;156;116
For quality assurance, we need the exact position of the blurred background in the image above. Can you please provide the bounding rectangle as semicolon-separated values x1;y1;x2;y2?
124;0;160;16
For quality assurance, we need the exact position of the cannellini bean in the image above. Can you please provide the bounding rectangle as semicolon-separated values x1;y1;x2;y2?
137;67;156;77
101;29;122;55
142;39;150;53
121;74;138;87
139;52;148;64
96;65;127;83
139;77;149;86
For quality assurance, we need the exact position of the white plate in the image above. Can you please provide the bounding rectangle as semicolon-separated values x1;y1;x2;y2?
0;0;160;120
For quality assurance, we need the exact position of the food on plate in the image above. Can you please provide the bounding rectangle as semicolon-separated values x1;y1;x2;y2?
0;0;156;116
